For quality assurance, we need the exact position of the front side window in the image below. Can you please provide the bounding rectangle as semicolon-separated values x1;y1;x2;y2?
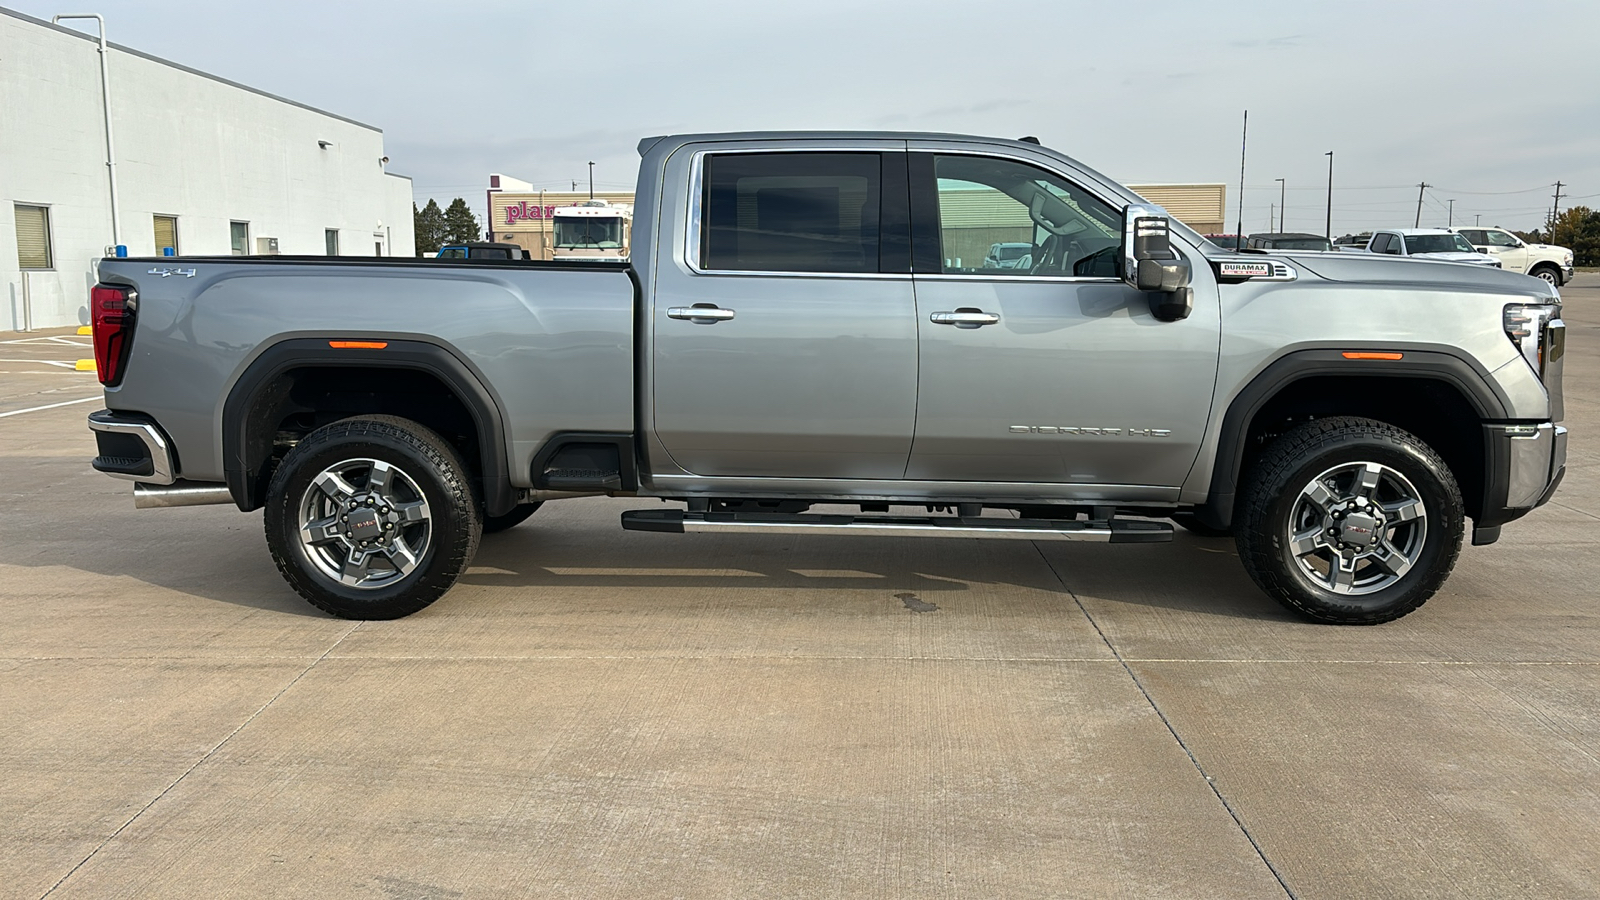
930;155;1121;277
701;152;881;273
1406;234;1474;254
230;221;250;256
13;204;52;269
1486;229;1522;248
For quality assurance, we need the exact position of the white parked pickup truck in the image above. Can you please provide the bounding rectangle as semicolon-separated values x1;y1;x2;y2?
1451;227;1574;286
1366;229;1502;269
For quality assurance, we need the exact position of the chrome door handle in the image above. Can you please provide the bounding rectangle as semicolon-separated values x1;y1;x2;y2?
667;305;736;322
930;310;1000;328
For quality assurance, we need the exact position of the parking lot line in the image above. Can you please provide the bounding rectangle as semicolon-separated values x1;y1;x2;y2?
0;396;101;418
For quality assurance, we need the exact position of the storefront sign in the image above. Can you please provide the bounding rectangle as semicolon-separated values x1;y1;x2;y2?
504;202;558;225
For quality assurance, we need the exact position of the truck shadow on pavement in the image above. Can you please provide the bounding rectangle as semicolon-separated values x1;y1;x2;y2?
458;524;1296;623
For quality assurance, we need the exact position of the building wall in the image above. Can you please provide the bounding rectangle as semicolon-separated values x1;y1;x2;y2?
0;8;415;330
1125;184;1227;235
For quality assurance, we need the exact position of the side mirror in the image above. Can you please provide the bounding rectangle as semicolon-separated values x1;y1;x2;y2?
1478;247;1489;254
1121;204;1193;322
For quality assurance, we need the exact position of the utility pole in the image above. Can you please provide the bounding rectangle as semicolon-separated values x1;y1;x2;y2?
571;180;578;191
1269;203;1275;232
53;14;121;251
588;161;595;200
1550;181;1565;230
1447;199;1454;227
1275;178;1285;232
1414;182;1429;228
1475;214;1481;226
1324;151;1334;240
1235;110;1248;241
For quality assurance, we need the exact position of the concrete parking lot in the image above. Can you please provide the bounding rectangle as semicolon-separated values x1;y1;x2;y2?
2;278;1597;899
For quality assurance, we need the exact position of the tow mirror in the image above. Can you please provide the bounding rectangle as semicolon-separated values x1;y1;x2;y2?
1121;204;1193;321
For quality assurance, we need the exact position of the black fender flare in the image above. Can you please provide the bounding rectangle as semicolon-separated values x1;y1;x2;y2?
221;338;515;515
1198;346;1510;529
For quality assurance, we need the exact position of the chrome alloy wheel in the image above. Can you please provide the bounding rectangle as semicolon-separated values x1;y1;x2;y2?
1287;461;1427;595
296;458;432;590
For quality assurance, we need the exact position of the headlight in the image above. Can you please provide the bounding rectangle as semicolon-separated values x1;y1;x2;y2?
1504;303;1560;376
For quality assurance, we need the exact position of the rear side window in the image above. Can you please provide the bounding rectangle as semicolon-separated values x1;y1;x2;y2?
1458;229;1487;244
1369;233;1391;254
701;153;881;273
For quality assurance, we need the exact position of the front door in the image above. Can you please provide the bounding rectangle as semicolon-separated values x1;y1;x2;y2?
651;148;919;479
905;149;1221;489
1484;228;1530;273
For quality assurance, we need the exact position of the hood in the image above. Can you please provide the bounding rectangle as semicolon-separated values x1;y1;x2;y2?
1280;252;1557;295
1411;251;1498;265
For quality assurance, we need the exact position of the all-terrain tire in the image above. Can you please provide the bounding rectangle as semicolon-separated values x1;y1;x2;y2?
483;502;543;533
263;415;482;619
1235;416;1463;624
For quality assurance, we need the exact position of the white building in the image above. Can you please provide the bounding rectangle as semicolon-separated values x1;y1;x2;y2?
0;7;416;330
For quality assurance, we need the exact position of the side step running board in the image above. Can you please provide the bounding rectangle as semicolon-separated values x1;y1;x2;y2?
620;510;1171;543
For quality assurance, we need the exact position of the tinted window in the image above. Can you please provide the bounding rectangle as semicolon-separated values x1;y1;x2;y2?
1370;234;1391;253
1406;234;1474;254
436;247;467;258
931;155;1121;277
702;153;881;273
1458;229;1488;244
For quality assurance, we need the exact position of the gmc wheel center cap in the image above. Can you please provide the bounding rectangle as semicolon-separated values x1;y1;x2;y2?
1340;512;1380;547
348;509;382;540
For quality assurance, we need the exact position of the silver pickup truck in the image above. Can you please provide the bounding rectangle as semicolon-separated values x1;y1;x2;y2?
86;131;1567;625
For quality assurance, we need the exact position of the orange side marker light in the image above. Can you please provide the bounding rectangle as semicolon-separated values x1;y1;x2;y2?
1341;351;1403;360
329;340;389;349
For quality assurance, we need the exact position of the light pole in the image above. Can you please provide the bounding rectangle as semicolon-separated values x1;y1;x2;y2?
1324;151;1334;240
1447;199;1455;227
588;161;595;200
53;13;122;251
1275;178;1285;232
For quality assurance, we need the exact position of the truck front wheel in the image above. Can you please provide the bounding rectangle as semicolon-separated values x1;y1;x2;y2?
1235;417;1463;624
263;415;482;619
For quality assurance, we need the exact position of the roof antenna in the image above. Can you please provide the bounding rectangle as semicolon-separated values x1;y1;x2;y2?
1017;135;1041;145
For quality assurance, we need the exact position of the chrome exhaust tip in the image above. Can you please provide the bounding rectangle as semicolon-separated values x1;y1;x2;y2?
133;481;234;509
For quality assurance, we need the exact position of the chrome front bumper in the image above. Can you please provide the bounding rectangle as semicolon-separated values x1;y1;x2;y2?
1502;422;1566;510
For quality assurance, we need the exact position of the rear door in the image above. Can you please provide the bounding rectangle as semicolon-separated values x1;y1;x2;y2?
904;146;1221;489
649;143;919;479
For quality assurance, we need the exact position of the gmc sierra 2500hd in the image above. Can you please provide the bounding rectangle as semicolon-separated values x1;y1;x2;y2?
86;131;1567;624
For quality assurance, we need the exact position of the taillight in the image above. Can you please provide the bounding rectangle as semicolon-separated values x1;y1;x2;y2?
90;284;138;387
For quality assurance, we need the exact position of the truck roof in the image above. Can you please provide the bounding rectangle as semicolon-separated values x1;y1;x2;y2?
637;130;1053;157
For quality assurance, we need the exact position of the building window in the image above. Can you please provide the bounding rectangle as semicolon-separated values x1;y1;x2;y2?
14;204;53;270
153;215;179;256
230;222;250;256
701;153;882;274
325;229;339;256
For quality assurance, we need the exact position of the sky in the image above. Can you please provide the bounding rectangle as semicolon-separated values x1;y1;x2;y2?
15;0;1599;236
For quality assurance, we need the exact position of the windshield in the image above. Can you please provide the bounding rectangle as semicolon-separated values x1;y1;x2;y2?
1406;234;1475;254
554;216;623;249
1268;238;1332;251
993;245;1031;260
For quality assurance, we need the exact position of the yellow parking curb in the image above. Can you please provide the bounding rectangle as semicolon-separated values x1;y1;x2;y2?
77;325;92;335
75;359;97;372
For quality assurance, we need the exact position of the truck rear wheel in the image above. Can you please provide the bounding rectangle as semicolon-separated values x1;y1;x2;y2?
263;415;482;619
1235;417;1463;624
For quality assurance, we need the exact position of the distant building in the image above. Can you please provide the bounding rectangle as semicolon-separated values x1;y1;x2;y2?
1125;184;1227;235
1;7;415;330
487;177;633;261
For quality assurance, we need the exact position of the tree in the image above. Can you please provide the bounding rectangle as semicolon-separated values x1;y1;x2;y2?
443;198;481;244
414;200;448;256
1548;206;1600;267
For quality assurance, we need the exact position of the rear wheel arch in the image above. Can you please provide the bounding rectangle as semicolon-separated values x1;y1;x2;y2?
221;338;516;516
1200;348;1506;529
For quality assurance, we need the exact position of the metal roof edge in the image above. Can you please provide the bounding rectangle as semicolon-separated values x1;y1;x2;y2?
0;5;383;134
